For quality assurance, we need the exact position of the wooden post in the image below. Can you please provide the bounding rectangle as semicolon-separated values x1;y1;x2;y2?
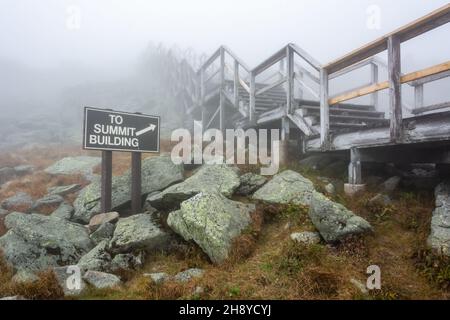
414;84;424;110
100;150;112;213
320;68;330;150
131;152;142;214
200;69;205;133
286;46;294;114
219;47;225;133
249;72;256;125
370;63;379;109
388;35;402;143
234;60;239;108
348;148;362;185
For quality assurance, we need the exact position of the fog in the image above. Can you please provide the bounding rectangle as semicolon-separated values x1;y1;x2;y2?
0;0;449;149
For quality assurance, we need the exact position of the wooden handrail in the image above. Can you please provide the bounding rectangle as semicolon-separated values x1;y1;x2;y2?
324;4;450;74
329;61;450;105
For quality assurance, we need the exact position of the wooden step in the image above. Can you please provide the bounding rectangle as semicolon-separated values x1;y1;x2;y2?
297;99;375;111
298;105;384;118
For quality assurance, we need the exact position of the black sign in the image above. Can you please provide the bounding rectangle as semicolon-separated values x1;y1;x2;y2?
83;107;160;153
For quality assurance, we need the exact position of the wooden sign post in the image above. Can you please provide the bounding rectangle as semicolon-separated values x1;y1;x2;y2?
83;107;160;214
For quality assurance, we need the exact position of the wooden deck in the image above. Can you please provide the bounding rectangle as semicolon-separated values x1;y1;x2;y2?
178;5;450;187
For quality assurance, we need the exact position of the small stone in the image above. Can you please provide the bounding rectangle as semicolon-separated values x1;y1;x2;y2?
51;202;74;220
290;232;321;245
193;286;204;295
12;270;39;283
110;253;144;272
350;278;368;295
174;268;204;282
14;165;34;176
90;222;115;245
89;212;119;232
236;173;267;196
48;184;81;196
83;270;121;289
369;194;392;206
325;183;336;195
382;176;401;194
77;240;112;273
1;192;33;211
144;272;170;284
0;296;26;300
30;194;64;212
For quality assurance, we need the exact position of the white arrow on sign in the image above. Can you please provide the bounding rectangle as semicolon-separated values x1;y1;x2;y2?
136;124;157;137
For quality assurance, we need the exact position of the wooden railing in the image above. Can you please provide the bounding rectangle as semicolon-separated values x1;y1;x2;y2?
197;43;321;137
322;4;450;148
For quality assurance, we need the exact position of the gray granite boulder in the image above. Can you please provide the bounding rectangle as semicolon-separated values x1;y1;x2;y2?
51;202;75;220
0;167;16;185
73;156;183;223
167;192;253;264
174;268;204;282
45;156;101;177
109;213;170;254
1;192;33;211
30;194;64;212
83;271;121;289
90;222;115;245
53;266;86;296
77;240;112;273
253;170;315;205
236;173;267;196
308;192;372;243
0;212;94;274
88;212;119;232
428;182;450;256
110;253;144;272
147;164;240;210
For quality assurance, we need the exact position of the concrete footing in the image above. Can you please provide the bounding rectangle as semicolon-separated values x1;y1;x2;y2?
344;183;366;196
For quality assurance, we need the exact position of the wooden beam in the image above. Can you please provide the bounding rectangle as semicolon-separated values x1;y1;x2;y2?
324;4;450;74
234;60;239;108
219;48;225;132
412;101;450;115
328;61;450;105
401;61;450;83
249;73;256;125
329;81;389;105
414;84;424;109
388;35;402;143
286;46;294;114
411;69;450;86
255;77;286;96
371;63;379;109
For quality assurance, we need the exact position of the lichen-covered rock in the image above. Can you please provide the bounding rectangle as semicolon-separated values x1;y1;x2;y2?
167;192;253;264
90;222;115;245
110;253;144;272
0;212;94;274
83;271;121;289
1;192;33;211
30;194;64;213
428;182;450;256
77;240;112;273
236;173;267;196
253;170;315;205
290;232;321;245
147;164;240;210
0;167;16;185
51;202;75;220
14;165;34;176
144;272;170;284
73;156;183;223
109;213;170;254
308;192;372;243
44;156;101;177
48;184;81;196
174;268;204;282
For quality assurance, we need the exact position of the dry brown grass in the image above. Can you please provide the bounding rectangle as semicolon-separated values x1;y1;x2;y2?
0;252;64;300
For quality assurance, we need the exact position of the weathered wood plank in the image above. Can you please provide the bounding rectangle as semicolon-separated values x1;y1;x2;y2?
412;101;450;115
411;69;450;86
402;61;450;83
320;69;330;149
255;77;287;96
219;48;225;132
286;46;294;114
249;73;256;124
324;4;450;74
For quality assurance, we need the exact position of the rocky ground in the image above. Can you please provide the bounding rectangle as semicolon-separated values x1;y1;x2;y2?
0;145;449;300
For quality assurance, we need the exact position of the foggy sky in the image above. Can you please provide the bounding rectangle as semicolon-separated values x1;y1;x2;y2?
1;0;449;71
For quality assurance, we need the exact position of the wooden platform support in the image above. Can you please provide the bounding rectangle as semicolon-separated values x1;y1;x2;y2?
345;148;366;196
